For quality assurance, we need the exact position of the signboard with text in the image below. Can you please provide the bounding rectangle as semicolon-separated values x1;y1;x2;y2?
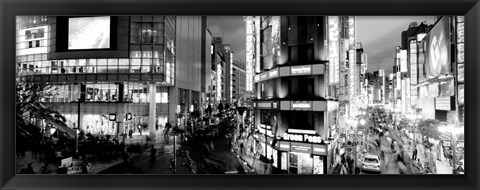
328;16;340;84
291;65;312;76
291;101;312;111
425;16;451;77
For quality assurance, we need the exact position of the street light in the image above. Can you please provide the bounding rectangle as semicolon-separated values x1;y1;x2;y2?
438;123;462;174
359;118;366;126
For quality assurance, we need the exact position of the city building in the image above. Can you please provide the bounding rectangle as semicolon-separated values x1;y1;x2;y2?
412;16;464;125
211;37;233;104
365;69;386;104
248;16;352;174
16;16;206;140
201;20;212;111
231;60;247;105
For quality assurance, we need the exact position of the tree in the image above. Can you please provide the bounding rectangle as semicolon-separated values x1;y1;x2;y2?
16;82;67;139
416;119;442;140
397;117;413;131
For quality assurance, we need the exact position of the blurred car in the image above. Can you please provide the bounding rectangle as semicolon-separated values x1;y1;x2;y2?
362;154;381;173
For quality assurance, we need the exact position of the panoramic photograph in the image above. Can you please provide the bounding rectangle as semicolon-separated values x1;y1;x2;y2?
15;15;465;175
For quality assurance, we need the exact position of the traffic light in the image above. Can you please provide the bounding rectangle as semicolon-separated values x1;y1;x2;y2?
126;113;132;120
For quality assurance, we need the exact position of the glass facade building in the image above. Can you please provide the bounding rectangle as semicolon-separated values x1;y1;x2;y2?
16;16;205;138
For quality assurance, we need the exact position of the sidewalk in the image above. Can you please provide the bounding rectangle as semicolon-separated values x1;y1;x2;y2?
239;153;272;174
16;151;124;174
436;159;452;174
413;143;452;174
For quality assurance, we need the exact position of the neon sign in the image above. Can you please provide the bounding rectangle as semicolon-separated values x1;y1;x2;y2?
291;101;311;110
291;66;312;75
283;133;322;143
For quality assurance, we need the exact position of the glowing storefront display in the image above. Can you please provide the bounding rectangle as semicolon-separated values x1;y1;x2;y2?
313;156;324;174
328;16;340;84
289;152;313;174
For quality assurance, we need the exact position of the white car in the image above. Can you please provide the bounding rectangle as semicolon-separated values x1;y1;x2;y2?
362;154;381;173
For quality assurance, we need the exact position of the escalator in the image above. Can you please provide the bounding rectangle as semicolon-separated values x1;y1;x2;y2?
28;103;76;138
43;117;76;138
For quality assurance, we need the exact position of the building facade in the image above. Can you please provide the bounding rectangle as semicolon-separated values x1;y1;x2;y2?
248;16;349;174
231;61;247;105
211;37;234;104
16;16;205;139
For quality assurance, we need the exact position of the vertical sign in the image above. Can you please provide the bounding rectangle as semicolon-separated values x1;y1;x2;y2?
245;16;255;92
255;17;261;74
402;79;407;114
400;50;408;73
217;63;222;100
410;41;418;85
456;16;465;124
348;17;355;47
406;77;411;111
328;16;340;84
348;49;356;116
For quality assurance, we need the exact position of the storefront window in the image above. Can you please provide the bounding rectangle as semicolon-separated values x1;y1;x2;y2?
289;152;313;174
82;114;117;135
86;83;119;102
97;59;107;73
118;59;129;73
281;152;288;170
131;58;141;73
46;84;80;103
86;59;96;73
141;58;152;73
313;155;324;174
107;59;118;73
126;83;149;103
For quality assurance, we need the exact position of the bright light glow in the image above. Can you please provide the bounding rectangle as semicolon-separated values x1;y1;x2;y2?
452;127;463;135
287;129;317;134
280;144;290;149
359;118;366;126
291;102;311;109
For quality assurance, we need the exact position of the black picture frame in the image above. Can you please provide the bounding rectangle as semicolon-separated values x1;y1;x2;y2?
1;0;479;190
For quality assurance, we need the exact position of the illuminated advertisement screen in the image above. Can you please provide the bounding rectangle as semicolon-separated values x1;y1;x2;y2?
424;16;451;77
68;16;111;50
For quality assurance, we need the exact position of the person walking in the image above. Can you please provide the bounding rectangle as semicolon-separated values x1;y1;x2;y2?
150;145;156;165
412;146;418;161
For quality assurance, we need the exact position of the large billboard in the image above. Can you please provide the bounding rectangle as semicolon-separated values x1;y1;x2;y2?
424;17;451;77
68;16;111;50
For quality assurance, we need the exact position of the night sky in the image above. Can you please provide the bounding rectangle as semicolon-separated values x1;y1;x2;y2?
207;16;247;63
207;16;436;74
